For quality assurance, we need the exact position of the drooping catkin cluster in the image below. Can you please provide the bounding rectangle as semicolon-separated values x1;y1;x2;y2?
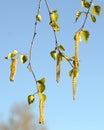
39;100;45;124
73;32;80;100
10;58;17;81
56;53;62;83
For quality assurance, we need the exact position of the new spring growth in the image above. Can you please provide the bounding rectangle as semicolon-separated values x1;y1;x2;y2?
39;93;46;124
56;53;63;83
73;32;80;100
10;58;18;81
36;13;42;22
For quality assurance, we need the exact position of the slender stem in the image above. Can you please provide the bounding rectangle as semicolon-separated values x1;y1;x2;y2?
68;60;74;68
45;0;73;68
45;0;60;51
27;0;43;86
78;0;93;31
29;0;43;62
28;22;37;64
29;63;37;84
53;31;59;51
38;0;43;14
44;0;51;14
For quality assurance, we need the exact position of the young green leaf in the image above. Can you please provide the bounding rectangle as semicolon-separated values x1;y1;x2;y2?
71;56;75;60
90;14;96;23
58;45;65;51
39;93;46;103
36;14;42;22
11;50;18;57
50;22;60;32
50;10;60;32
37;78;46;93
52;10;58;13
80;30;90;43
37;78;46;84
82;1;90;8
75;11;81;22
54;23;60;32
20;55;28;64
92;5;101;16
74;34;82;42
69;69;73;78
28;95;35;105
38;84;45;93
50;50;57;60
50;12;59;22
5;50;18;59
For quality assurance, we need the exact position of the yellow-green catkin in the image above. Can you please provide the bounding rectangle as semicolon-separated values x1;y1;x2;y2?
10;58;17;81
73;76;76;100
39;100;45;124
73;32;80;100
56;53;62;83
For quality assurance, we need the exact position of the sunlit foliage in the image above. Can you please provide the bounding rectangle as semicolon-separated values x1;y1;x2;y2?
4;0;101;124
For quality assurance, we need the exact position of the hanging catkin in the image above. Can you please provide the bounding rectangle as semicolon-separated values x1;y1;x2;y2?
56;53;62;83
10;58;17;81
73;76;76;100
39;99;45;124
73;32;80;100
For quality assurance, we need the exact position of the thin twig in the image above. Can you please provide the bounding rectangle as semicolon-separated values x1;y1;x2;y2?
44;0;51;14
45;0;60;51
78;0;93;31
53;31;59;51
27;0;43;86
45;0;73;67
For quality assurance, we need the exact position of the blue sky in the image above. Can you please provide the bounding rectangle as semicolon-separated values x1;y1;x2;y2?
0;0;104;130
